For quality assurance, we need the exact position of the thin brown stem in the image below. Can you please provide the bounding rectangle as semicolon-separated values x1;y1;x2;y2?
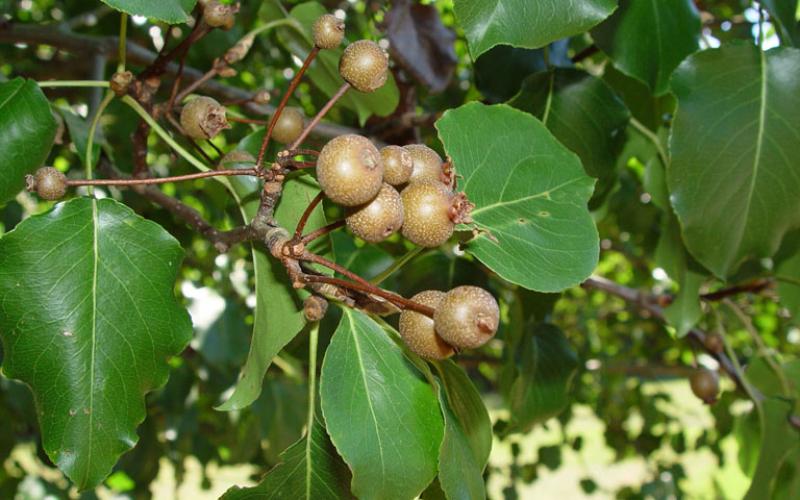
301;220;345;244
175;64;221;104
288;82;350;150
302;274;435;317
228;115;269;125
257;46;320;167
301;252;374;290
294;192;326;237
66;169;258;187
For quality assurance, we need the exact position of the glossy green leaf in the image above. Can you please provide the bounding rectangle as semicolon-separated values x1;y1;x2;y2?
218;174;327;411
0;197;192;489
668;45;800;278
744;398;800;500
0;78;56;205
502;323;579;434
509;68;630;205
99;0;195;24
222;419;354;500
262;1;399;125
453;0;617;58
434;361;492;500
436;102;599;293
592;0;701;95
320;309;444;500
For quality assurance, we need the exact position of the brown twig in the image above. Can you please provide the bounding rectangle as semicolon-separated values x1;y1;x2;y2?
294;192;326;238
302;274;435;317
301;220;345;244
288;82;351;150
257;46;320;167
701;279;774;302
67;169;258;187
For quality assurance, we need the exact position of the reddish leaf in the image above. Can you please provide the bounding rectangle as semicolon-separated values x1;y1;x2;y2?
385;0;457;93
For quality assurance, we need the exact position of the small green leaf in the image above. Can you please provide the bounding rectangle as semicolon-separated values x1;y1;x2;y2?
57;108;103;172
668;45;800;278
221;418;354;500
762;0;800;47
0;198;192;489
502;323;578;434
436;102;599;293
99;0;195;24
434;361;492;500
776;231;800;325
263;1;399;125
592;0;701;95
320;309;444;500
0;78;56;205
453;0;617;58
509;68;630;205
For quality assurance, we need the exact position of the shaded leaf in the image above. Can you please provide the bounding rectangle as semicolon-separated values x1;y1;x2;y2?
509;68;630;205
453;0;617;58
385;0;457;93
0;78;56;205
320;309;443;500
776;231;800;324
99;0;194;24
436;102;599;293
222;419;354;500
57;108;103;176
502;323;578;434
434;361;491;500
592;0;701;95
475;41;572;103
744;399;800;500
668;45;800;278
0;198;192;489
762;0;800;47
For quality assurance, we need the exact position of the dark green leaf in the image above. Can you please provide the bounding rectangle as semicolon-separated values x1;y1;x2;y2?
762;0;800;47
776;231;800;324
222;419;354;500
436;102;599;293
99;0;194;24
0;198;192;489
744;399;800;500
57;108;103;173
502;323;578;434
668;45;800;278
218;175;327;411
453;0;617;58
0;78;56;205
320;309;443;500
592;0;701;95
434;361;491;500
509;68;630;205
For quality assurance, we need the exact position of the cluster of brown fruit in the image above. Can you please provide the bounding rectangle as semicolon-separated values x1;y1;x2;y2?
399;287;500;360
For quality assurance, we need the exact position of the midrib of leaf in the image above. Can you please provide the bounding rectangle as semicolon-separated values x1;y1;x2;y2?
349;312;387;489
650;0;663;87
0;80;23;111
731;48;768;269
470;175;586;216
86;198;99;485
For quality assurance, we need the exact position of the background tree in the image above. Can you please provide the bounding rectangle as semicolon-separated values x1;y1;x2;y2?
0;0;799;498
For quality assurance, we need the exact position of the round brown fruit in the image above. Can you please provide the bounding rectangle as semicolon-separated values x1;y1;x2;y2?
316;134;383;206
405;144;445;186
346;183;404;243
401;181;454;247
33;167;67;201
313;14;345;49
381;145;413;186
203;0;236;30
399;291;454;360
180;96;229;140
339;40;388;93
434;286;500;350
271;107;305;144
690;368;720;404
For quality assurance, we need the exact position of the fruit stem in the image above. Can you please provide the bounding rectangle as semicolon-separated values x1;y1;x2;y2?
66;169;258;187
301;220;345;244
301;252;375;290
85;91;115;195
302;274;435;317
288;82;350;150
227;115;269;125
37;80;110;88
117;13;127;72
256;46;320;168
294;192;326;238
